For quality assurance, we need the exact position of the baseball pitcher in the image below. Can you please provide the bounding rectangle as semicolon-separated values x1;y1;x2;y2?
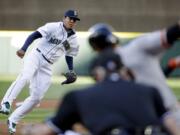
0;9;80;134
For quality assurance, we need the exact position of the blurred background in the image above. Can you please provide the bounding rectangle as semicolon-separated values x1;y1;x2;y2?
0;0;180;75
0;0;180;134
0;0;180;32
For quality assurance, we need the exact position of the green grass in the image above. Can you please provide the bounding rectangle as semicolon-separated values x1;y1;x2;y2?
0;75;94;100
167;78;180;99
0;108;54;122
0;75;94;123
0;75;180;123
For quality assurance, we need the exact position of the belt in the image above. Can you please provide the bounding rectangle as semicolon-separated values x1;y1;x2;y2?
103;127;145;135
36;48;53;64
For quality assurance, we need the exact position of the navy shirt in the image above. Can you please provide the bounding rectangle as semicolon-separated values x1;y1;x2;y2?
50;78;167;135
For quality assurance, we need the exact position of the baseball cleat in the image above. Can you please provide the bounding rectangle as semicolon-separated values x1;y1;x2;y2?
0;102;11;115
7;119;16;135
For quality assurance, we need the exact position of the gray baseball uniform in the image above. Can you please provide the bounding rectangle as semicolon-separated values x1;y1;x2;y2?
116;31;177;109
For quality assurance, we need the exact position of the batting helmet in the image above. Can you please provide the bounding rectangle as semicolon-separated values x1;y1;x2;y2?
88;23;119;51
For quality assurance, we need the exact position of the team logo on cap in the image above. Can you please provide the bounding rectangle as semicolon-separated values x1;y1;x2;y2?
74;11;78;16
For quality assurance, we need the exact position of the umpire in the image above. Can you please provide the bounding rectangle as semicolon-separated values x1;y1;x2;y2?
25;49;177;135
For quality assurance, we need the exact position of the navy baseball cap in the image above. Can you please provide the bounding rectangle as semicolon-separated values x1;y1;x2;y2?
64;10;80;21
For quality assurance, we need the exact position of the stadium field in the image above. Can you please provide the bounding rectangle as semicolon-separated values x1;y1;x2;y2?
0;76;180;135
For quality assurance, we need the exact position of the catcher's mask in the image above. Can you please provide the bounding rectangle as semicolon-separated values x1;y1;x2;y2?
88;23;119;51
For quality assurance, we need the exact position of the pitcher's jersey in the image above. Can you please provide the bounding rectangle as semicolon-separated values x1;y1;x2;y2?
116;31;177;109
37;22;79;63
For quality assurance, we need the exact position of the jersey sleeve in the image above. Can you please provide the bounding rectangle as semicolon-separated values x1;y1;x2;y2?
65;35;79;57
47;92;80;133
37;23;54;38
131;31;168;55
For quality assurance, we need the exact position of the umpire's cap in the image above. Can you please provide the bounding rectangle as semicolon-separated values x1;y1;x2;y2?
88;23;119;51
64;10;80;21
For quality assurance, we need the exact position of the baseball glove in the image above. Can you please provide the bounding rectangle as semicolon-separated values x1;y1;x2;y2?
61;71;77;85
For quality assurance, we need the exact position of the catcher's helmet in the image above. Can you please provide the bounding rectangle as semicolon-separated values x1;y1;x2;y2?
88;23;118;51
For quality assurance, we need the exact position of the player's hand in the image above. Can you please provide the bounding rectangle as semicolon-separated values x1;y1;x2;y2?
16;49;25;58
61;70;77;85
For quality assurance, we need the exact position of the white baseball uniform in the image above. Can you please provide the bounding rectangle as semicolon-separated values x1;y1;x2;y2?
116;30;178;109
1;21;79;124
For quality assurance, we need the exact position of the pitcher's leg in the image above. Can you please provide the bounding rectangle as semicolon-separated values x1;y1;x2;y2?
9;64;52;124
1;74;30;105
8;95;41;123
0;73;33;115
1;51;39;106
7;56;52;134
